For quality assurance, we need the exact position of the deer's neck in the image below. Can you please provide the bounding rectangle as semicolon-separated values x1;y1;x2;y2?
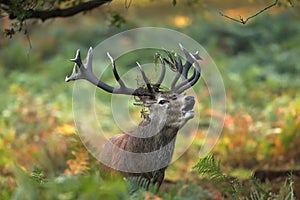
126;119;179;153
102;119;180;176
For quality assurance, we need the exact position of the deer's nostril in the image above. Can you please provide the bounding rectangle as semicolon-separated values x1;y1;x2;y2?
182;96;195;112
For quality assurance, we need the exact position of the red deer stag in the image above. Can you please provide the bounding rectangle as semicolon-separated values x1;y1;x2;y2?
65;44;201;189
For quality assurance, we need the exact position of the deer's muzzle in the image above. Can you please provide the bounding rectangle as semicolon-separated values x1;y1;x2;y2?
181;96;195;117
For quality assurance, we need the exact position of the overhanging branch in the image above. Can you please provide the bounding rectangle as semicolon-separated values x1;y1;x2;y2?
7;0;112;21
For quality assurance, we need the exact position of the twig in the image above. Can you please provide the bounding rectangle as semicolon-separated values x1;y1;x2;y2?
220;0;279;24
24;23;32;50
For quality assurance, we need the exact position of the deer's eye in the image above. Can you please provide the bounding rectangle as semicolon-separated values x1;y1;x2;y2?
158;99;169;105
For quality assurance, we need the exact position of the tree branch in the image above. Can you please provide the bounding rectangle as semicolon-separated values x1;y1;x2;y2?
219;0;279;24
7;0;112;21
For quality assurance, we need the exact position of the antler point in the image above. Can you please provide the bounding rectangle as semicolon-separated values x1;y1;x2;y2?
65;76;71;82
76;49;80;56
107;52;115;65
178;43;184;49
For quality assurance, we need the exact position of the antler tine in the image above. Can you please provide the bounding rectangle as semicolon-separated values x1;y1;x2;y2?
174;67;196;92
170;53;183;91
179;43;201;80
65;61;79;82
170;44;202;94
162;48;176;72
65;49;82;82
107;52;126;89
155;55;166;88
175;53;201;94
65;48;92;82
163;48;175;63
136;62;153;93
70;49;83;68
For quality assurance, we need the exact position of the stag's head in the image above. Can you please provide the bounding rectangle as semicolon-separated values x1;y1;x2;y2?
142;92;195;130
65;44;201;130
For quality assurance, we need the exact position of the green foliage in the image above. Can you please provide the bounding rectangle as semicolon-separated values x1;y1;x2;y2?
195;155;297;199
194;155;241;198
193;154;225;181
126;177;160;199
31;167;47;184
109;11;127;28
128;179;214;200
277;173;296;200
12;167;129;200
160;181;214;200
245;174;296;200
126;176;158;194
246;177;273;200
0;43;39;71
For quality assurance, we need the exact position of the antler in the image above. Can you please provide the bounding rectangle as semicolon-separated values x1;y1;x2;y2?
65;47;166;97
162;44;201;94
65;45;201;96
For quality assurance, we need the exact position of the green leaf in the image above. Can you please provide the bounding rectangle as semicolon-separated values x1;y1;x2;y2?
193;154;226;181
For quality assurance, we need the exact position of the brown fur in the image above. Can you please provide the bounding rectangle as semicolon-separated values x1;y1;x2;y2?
100;92;195;188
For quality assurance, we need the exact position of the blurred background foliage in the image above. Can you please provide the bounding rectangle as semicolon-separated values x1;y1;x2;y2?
0;0;300;199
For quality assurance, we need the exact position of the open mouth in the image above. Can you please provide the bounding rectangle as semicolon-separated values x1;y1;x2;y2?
181;104;194;114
